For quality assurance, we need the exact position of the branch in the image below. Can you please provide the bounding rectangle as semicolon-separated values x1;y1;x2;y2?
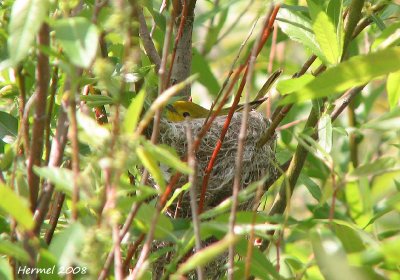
27;23;50;211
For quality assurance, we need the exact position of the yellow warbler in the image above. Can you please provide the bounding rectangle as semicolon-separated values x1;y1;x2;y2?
165;97;268;122
165;69;281;122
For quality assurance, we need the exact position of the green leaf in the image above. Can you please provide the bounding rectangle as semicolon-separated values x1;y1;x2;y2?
136;146;166;191
334;223;366;253
76;113;110;147
49;223;85;268
0;184;33;230
387;71;400;110
276;74;315;95
307;0;341;64
0;240;30;262
53;17;98;68
318;114;332;153
192;48;220;95
362;106;400;130
175;234;238;276
299;174;322;201
345;180;372;227
123;90;145;133
7;0;49;65
236;239;281;279
277;8;325;60
0;257;12;280
33;167;73;195
281;47;400;104
144;142;192;174
134;203;173;239
0;111;18;144
371;22;400;51
79;94;114;107
348;157;397;180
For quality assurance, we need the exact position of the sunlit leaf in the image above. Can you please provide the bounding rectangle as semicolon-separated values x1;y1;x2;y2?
307;0;341;64
0;184;33;230
277;7;325;60
123;89;145;133
387;71;400;110
281;47;400;103
136;146;166;191
53;17;98;68
8;0;49;65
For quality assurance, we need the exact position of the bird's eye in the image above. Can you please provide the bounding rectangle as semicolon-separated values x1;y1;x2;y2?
183;112;190;118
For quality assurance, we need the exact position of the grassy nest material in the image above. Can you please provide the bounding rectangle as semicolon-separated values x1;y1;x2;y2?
158;111;277;217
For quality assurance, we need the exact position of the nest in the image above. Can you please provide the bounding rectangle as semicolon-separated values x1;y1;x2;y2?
150;111;277;279
158;111;277;217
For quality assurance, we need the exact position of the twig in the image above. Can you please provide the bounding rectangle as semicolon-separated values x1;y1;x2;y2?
69;72;80;221
122;234;146;276
227;8;265;278
138;8;161;71
44;192;65;244
15;65;30;157
27;23;50;211
185;118;204;279
44;66;59;165
34;96;70;235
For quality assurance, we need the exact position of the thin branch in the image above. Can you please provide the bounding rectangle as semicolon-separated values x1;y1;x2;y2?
138;8;161;71
185;118;204;280
27;23;50;211
227;8;265;278
34;96;69;235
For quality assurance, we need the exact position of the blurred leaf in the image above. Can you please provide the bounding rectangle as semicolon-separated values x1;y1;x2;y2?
311;228;365;280
123;89;145;133
276;74;314;94
281;47;400;104
277;8;325;60
37;248;61;280
53;17;98;68
144;142;192;174
334;223;366;253
347;157;397;180
371;22;400;51
175;234;238;276
307;0;341;64
163;183;191;212
192;48;220;95
318;114;332;153
33;167;73;195
345;180;372;227
80;94;114;107
236;239;281;279
0;240;30;262
0;258;12;280
49;223;85;268
0;184;33;230
362;106;400;130
371;14;386;31
134;203;173;239
136;146;166;191
299;174;322;201
0;111;18;144
76;113;110;147
364;192;400;228
202;9;228;54
387;70;400;110
194;0;241;26
7;0;49;65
